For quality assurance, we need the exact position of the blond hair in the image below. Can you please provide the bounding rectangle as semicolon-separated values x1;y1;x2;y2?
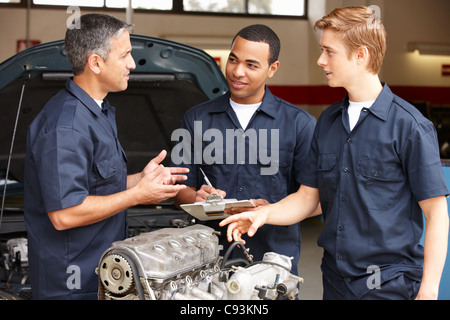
314;6;387;74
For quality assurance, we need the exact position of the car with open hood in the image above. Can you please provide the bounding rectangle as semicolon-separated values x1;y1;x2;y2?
0;34;228;299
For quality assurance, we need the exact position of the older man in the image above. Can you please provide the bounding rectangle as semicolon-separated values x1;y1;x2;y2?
24;13;187;299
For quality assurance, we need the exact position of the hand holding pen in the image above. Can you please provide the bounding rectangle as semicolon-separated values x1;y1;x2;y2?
196;168;226;202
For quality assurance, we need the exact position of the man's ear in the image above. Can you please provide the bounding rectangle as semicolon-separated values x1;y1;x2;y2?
267;60;280;79
86;54;103;75
355;46;370;66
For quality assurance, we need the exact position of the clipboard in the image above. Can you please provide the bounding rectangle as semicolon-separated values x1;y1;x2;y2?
180;199;255;221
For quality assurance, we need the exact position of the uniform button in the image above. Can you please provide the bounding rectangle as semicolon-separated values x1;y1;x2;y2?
238;187;243;192
338;225;344;231
346;138;352;143
346;277;352;282
337;254;343;260
343;167;349;172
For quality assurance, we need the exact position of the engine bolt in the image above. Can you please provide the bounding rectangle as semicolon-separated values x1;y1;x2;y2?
112;268;122;280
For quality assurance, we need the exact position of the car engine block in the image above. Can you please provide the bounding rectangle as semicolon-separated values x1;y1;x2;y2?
96;224;303;300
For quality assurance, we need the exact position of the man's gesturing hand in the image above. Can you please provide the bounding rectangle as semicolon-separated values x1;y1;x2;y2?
142;150;189;185
135;164;187;204
219;206;269;244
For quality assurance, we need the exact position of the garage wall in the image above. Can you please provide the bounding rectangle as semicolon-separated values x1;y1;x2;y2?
383;0;450;87
0;6;310;85
0;0;449;116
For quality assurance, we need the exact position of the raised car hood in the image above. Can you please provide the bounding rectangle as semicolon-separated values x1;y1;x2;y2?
0;34;228;233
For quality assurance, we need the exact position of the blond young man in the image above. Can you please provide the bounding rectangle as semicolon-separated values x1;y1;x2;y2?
220;7;449;300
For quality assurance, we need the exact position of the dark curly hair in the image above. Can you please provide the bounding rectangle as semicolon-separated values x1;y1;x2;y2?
233;24;281;65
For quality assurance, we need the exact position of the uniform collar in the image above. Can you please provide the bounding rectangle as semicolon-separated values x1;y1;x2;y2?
211;86;278;119
65;79;108;117
331;82;394;121
365;83;394;121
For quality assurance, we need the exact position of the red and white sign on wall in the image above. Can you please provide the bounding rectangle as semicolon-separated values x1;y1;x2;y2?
16;39;41;53
442;64;450;76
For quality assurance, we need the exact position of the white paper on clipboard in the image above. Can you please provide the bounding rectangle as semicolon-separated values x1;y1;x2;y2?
180;199;255;221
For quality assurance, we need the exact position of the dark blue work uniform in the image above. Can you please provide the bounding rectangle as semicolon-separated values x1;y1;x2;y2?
172;88;316;273
301;83;449;299
24;80;128;299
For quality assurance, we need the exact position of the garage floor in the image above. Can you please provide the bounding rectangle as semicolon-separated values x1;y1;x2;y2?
297;219;324;300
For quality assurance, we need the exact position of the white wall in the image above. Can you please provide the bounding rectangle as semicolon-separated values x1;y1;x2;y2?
383;0;450;87
0;0;449;94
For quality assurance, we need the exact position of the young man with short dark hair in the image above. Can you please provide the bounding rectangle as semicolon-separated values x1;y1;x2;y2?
174;24;316;273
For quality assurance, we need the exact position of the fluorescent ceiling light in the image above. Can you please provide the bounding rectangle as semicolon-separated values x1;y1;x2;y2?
408;42;450;56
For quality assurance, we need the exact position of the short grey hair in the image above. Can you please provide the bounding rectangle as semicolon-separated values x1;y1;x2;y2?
64;14;131;75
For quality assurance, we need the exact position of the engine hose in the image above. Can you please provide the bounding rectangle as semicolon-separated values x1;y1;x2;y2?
221;257;250;269
245;260;292;273
220;241;253;269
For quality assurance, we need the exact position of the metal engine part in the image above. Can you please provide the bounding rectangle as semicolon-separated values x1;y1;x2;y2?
0;237;31;299
5;238;28;269
96;224;303;300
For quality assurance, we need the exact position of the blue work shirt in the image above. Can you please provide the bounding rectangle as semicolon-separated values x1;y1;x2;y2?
301;83;449;298
172;88;316;271
24;79;128;299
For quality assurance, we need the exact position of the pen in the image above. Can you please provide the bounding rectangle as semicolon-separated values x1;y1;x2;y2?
199;167;213;187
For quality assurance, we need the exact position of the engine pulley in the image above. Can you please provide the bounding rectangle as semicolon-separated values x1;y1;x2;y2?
98;254;134;295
